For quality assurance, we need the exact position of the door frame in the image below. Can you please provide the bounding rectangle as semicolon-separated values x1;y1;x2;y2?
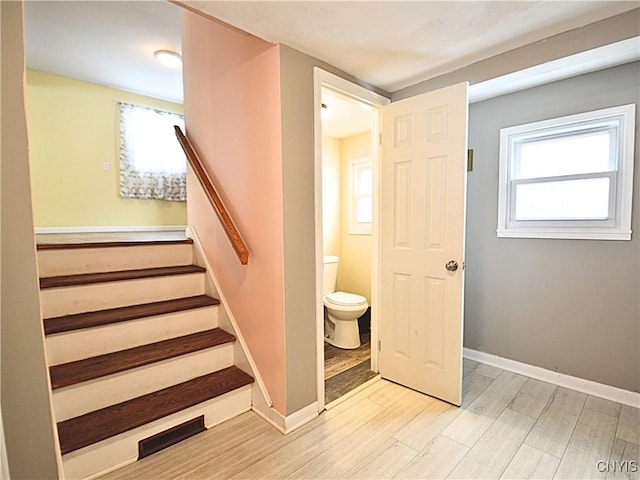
313;67;389;411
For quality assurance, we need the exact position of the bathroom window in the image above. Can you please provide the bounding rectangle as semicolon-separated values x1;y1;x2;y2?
497;104;635;240
348;157;372;235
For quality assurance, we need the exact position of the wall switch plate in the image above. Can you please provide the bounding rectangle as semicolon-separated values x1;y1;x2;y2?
102;162;111;171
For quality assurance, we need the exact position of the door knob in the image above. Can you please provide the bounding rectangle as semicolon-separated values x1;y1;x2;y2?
445;260;459;272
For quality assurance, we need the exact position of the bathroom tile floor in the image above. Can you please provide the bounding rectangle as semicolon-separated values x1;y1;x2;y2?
99;359;640;480
324;333;376;404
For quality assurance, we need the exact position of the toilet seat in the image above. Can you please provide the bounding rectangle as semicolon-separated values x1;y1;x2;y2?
325;291;367;307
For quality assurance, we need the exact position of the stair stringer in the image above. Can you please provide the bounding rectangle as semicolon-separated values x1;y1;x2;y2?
187;227;272;412
187;227;320;434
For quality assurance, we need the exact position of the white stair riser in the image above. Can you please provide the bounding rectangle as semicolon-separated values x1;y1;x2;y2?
61;386;252;480
45;307;219;365
41;274;205;317
37;244;194;277
53;344;235;421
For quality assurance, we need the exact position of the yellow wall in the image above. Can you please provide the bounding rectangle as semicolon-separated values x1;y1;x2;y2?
322;131;373;302
340;131;372;302
322;136;341;256
26;70;187;228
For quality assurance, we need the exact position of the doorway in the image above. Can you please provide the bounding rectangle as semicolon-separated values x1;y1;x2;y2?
313;69;389;410
315;72;469;410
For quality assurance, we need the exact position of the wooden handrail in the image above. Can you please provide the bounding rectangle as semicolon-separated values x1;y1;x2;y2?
174;126;249;265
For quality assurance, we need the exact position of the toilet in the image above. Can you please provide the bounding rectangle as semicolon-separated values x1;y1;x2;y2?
323;255;368;349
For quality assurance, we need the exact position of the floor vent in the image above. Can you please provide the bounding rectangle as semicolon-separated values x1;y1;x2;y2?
138;415;205;460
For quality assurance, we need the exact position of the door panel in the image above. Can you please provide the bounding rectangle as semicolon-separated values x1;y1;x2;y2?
380;83;468;406
393;161;412;247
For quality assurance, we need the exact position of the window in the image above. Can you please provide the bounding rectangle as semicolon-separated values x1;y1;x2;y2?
348;157;372;234
119;102;187;201
497;104;635;240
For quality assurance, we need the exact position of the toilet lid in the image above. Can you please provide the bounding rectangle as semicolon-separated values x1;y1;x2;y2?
325;291;368;307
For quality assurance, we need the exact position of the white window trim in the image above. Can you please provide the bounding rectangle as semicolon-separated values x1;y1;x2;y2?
497;104;636;240
348;157;372;235
119;102;187;201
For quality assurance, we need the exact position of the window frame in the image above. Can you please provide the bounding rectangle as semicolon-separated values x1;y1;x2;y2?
348;157;373;235
119;102;187;201
497;104;636;240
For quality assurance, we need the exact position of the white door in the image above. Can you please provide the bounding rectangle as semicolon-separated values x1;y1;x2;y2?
379;82;468;406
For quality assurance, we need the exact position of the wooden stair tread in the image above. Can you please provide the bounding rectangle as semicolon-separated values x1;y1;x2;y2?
57;366;254;455
40;264;206;289
44;295;220;335
50;329;235;389
37;238;193;250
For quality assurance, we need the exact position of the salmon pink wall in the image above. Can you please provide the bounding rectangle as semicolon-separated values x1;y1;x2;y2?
182;11;286;413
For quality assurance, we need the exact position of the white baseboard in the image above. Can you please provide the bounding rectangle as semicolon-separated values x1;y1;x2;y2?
283;402;319;433
0;412;10;480
253;402;319;434
464;348;640;408
35;225;187;234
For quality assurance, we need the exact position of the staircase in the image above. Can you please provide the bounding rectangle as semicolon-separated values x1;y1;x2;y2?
37;238;254;479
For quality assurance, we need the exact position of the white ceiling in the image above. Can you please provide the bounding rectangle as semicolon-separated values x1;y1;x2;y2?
321;88;376;139
24;1;184;103
24;1;638;136
186;1;638;92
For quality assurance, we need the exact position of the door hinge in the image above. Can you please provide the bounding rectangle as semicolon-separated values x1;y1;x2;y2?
379;133;383;145
467;149;474;172
378;339;381;351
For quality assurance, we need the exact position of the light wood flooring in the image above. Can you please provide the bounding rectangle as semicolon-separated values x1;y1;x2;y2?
98;359;639;480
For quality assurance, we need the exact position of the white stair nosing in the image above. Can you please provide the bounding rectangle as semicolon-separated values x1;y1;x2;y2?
45;306;220;364
61;386;252;480
40;273;206;317
53;344;235;421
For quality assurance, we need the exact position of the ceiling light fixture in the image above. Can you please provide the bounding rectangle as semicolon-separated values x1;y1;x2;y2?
154;49;182;69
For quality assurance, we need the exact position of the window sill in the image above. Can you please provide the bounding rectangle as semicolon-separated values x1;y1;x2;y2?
497;228;632;241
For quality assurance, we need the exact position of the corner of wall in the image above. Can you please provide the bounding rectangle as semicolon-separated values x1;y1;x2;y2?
1;2;61;477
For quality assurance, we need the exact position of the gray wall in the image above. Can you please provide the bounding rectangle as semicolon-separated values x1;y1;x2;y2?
278;45;388;414
465;61;640;392
1;1;60;477
279;45;319;414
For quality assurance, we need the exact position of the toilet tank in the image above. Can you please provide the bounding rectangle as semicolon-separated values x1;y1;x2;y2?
322;256;339;296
